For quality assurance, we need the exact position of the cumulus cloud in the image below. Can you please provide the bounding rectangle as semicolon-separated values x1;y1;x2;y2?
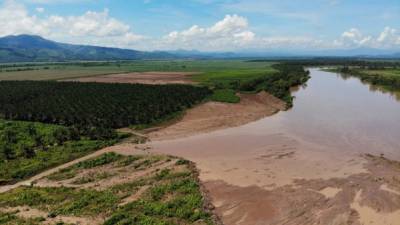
159;14;326;51
334;27;400;49
0;0;144;48
161;15;256;50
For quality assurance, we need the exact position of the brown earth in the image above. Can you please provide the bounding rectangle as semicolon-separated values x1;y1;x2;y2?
66;71;198;84
204;155;400;225
149;91;287;140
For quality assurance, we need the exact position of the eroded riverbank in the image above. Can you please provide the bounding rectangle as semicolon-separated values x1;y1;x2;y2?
148;69;400;225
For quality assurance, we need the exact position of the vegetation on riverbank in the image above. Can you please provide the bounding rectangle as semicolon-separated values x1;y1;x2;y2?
327;65;400;92
0;153;217;225
0;120;126;185
238;64;310;106
210;89;240;103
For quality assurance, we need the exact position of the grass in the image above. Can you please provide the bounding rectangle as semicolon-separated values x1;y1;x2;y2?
360;68;400;77
0;153;216;225
0;120;123;185
0;60;276;82
211;89;240;103
0;211;45;225
46;153;162;183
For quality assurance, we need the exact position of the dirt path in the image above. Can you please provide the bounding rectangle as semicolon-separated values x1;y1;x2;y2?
0;143;147;193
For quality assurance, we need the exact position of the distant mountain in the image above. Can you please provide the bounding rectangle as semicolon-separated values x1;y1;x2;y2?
0;35;173;62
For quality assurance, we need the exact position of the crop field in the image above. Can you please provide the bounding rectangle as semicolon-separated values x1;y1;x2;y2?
0;60;277;84
0;81;211;129
0;152;216;225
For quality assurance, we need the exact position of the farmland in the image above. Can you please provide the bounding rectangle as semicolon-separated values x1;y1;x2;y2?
0;152;217;225
0;119;126;185
0;81;211;129
0;60;276;82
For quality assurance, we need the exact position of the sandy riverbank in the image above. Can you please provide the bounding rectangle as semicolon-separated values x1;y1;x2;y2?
149;91;287;141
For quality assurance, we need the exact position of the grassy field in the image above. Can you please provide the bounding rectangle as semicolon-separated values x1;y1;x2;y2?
0;120;126;185
210;89;240;103
0;60;276;82
360;68;400;77
0;153;216;225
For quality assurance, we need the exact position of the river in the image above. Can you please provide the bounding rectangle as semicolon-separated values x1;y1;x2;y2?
150;68;400;225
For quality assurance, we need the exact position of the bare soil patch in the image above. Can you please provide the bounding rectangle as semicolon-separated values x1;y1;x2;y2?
204;154;400;225
66;71;198;84
149;91;287;140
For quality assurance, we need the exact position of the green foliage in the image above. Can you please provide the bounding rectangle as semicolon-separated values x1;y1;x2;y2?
0;120;120;184
0;211;43;225
239;64;310;107
75;152;123;169
338;67;400;91
0;187;119;217
211;89;240;103
0;81;211;129
0;153;215;225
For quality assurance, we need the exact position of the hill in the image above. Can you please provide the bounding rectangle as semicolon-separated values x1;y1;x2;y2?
0;35;173;62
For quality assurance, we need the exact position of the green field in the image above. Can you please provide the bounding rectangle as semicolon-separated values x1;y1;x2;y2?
0;60;276;83
360;69;400;77
210;89;240;103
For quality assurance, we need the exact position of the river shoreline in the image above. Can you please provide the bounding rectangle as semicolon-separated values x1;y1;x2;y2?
148;68;400;225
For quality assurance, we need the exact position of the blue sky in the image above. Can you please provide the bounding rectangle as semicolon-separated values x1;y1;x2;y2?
0;0;399;51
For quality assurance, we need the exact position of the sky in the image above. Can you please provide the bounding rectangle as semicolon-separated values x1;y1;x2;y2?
0;0;399;51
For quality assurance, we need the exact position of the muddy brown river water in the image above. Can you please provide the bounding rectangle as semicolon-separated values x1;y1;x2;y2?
149;69;400;225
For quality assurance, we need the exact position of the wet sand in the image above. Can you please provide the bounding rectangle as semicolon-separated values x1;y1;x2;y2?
147;69;400;225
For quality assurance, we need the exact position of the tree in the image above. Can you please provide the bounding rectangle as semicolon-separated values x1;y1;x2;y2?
1;144;15;160
20;145;35;158
2;128;17;144
53;128;70;145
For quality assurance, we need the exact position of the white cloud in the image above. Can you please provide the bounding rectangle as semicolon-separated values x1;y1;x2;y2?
161;14;258;50
0;0;144;48
158;14;329;51
334;27;400;49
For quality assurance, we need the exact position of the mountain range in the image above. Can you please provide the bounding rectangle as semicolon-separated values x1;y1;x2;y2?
0;35;172;62
0;35;399;62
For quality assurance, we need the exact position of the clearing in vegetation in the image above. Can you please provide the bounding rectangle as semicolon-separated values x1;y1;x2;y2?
0;120;126;185
0;152;218;225
210;89;240;104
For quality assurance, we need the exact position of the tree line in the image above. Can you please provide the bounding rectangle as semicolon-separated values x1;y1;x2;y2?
239;63;310;106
